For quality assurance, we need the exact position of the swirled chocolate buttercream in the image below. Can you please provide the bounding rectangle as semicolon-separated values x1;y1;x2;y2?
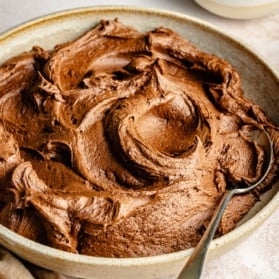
0;19;278;257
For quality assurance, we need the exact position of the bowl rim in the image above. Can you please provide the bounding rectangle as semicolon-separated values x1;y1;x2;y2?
0;5;278;76
0;5;278;267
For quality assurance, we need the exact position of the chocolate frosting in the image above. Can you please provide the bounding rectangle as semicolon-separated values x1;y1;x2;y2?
0;19;278;257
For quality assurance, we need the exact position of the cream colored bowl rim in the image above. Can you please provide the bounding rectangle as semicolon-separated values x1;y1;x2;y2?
0;5;278;267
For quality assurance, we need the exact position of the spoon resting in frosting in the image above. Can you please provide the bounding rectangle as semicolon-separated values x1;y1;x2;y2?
0;19;278;258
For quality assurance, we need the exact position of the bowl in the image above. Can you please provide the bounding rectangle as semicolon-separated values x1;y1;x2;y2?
0;6;278;279
194;0;279;19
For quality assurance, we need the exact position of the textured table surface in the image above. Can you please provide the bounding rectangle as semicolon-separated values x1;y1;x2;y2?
0;1;278;279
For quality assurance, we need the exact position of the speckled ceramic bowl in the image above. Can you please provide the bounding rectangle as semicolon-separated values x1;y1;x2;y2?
0;6;278;279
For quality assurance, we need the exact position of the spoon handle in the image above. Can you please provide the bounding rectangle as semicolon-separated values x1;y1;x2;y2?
177;189;237;279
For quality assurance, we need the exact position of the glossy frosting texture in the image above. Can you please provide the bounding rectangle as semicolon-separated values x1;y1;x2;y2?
0;19;278;257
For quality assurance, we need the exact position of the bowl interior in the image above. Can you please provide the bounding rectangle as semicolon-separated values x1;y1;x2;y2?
0;6;278;279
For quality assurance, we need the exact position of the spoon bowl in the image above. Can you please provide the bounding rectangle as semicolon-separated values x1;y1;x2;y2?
178;128;274;279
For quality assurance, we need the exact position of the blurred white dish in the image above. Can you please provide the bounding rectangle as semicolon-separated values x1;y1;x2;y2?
195;0;279;19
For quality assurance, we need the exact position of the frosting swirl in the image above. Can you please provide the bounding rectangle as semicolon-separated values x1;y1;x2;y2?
0;19;278;257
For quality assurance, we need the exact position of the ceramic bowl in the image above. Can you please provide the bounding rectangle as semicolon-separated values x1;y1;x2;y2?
194;0;279;19
0;6;278;279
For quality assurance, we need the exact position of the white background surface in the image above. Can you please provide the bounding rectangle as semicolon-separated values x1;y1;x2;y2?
0;1;278;279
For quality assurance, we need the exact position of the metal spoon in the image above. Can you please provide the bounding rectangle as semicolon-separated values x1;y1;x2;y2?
178;128;274;279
